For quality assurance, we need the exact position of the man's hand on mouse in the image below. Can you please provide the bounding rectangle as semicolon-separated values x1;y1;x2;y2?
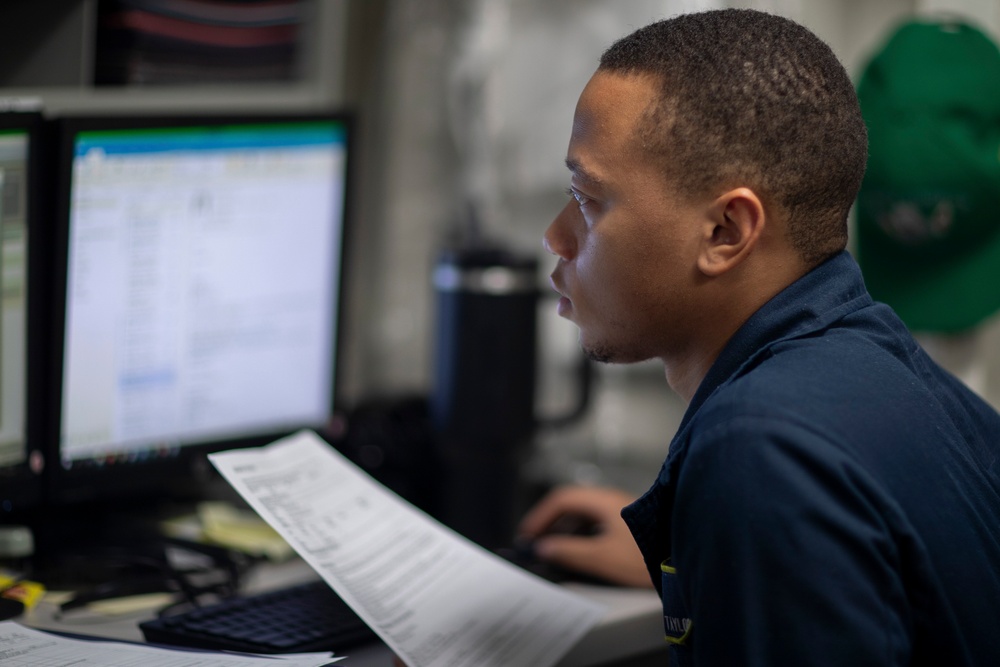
517;486;653;589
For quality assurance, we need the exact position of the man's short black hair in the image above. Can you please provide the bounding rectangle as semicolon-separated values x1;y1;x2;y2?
600;9;868;266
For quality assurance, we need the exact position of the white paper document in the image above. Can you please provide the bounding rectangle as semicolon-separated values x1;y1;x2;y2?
208;430;606;667
0;621;344;666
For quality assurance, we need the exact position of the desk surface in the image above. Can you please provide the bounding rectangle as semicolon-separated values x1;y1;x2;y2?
20;558;667;667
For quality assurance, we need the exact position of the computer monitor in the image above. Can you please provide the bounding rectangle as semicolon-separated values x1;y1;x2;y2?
47;113;352;506
0;111;47;517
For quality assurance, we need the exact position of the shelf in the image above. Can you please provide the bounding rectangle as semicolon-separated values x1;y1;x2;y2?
0;0;348;115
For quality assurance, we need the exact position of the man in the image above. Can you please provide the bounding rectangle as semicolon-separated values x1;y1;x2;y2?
519;9;1000;666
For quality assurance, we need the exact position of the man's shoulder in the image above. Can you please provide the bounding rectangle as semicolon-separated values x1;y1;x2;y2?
682;323;1000;501
689;324;996;463
699;329;914;425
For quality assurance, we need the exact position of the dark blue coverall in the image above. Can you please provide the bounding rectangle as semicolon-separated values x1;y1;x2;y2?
623;251;1000;666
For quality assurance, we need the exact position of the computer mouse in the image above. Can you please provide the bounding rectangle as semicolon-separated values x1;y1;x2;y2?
496;514;609;585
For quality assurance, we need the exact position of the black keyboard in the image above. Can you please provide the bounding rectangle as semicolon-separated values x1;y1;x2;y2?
139;580;377;654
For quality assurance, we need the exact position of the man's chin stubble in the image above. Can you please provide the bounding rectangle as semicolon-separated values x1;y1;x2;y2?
584;347;615;364
582;340;628;365
582;339;656;366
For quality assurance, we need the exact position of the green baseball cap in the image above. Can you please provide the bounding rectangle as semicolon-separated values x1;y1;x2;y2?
856;18;1000;333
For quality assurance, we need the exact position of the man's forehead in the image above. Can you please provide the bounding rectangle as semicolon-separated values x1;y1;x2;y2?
576;70;660;125
566;71;661;176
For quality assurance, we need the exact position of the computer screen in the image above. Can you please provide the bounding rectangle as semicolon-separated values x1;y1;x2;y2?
0;112;47;516
48;113;352;505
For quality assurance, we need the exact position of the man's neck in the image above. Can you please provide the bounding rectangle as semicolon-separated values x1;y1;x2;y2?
662;254;813;403
661;324;738;403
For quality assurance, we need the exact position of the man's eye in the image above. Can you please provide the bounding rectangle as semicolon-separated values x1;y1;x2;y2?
565;187;592;208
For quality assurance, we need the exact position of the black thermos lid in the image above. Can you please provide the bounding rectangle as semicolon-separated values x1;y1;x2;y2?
433;246;538;295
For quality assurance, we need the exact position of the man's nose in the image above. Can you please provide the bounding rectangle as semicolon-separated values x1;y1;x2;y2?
543;203;577;260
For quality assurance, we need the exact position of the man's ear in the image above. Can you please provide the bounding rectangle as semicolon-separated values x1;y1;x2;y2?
697;187;766;277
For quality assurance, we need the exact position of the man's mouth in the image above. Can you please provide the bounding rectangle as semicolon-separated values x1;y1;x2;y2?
549;275;572;316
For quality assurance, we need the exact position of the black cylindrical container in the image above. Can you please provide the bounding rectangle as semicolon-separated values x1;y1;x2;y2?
430;246;538;549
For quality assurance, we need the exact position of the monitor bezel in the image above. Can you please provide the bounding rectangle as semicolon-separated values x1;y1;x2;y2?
0;110;49;518
45;111;355;507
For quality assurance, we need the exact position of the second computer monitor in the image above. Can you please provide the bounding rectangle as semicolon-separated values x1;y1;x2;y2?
0;111;47;516
50;113;352;504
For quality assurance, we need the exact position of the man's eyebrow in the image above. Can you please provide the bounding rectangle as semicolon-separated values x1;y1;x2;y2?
565;158;603;186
